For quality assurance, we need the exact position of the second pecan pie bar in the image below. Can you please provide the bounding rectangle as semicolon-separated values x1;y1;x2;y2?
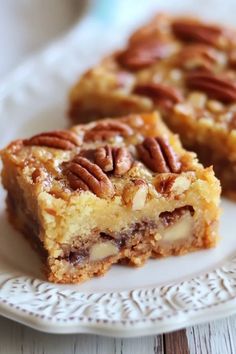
69;13;236;198
1;113;220;283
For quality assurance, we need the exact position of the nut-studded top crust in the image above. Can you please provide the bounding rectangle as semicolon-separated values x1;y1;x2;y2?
3;113;202;201
69;13;236;134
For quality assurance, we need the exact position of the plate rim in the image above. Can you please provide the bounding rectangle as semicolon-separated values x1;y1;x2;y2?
1;265;236;337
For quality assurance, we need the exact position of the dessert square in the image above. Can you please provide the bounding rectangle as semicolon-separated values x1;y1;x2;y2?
1;113;220;283
69;13;236;198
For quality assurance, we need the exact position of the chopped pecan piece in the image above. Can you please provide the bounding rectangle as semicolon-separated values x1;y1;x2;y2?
117;37;172;71
137;137;181;173
66;155;114;198
159;206;194;227
25;130;81;150
133;83;183;108
32;168;41;183
122;179;148;210
84;121;133;142
95;145;132;176
155;174;191;196
176;44;221;70
172;19;226;47
185;71;236;103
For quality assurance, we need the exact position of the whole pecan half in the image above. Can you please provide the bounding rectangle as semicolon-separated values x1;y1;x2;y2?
185;71;236;103
133;83;183;108
25;130;81;150
176;44;221;70
137;137;181;173
84;121;133;142
117;37;172;71
95;145;133;176
172;19;226;47
66;155;114;198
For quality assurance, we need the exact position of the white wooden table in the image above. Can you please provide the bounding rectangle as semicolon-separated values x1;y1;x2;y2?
0;315;235;354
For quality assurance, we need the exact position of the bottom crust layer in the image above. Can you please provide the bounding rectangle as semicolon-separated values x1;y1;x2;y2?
7;192;218;284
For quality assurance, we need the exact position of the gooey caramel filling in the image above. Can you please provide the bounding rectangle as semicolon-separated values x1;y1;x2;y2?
59;206;195;265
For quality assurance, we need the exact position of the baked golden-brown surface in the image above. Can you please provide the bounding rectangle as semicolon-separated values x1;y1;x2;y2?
69;13;236;197
1;113;220;283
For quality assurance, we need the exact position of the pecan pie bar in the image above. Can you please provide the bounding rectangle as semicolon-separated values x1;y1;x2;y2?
1;113;220;283
69;13;236;198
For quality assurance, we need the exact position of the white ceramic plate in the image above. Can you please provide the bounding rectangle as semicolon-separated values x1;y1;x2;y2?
1;0;236;337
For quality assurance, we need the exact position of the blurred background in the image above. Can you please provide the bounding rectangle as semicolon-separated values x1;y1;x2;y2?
0;0;81;78
0;0;232;80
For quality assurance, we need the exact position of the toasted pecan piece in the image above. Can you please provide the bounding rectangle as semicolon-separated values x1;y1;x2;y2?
137;137;181;173
117;37;172;71
133;82;183;108
172;19;226;47
185;71;236;103
176;44;222;70
66;155;114;199
84;121;133;142
95;145;132;176
24;130;81;150
128;13;170;45
159;206;194;227
122;179;148;210
155;174;191;196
